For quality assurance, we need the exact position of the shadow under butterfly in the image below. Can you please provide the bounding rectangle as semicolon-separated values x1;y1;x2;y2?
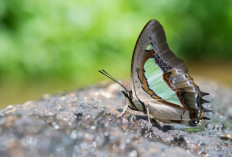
99;19;211;126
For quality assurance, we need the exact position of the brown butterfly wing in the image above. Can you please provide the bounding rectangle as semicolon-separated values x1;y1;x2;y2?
131;20;210;116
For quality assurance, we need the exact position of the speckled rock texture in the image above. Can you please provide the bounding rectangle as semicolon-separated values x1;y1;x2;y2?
0;80;231;157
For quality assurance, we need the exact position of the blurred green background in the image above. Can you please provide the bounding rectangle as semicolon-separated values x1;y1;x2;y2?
0;0;232;108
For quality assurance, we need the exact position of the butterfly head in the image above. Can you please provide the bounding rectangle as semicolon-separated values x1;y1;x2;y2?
121;90;132;99
99;69;140;111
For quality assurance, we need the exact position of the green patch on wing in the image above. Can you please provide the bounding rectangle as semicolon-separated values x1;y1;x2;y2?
145;44;153;51
144;58;182;106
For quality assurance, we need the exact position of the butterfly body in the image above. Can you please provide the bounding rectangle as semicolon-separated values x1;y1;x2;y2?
122;88;192;125
99;19;211;126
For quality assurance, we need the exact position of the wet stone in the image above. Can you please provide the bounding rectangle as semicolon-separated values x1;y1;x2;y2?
0;81;231;157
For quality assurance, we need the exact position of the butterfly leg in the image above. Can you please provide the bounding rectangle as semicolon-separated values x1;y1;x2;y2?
146;107;152;126
117;103;129;117
124;97;133;114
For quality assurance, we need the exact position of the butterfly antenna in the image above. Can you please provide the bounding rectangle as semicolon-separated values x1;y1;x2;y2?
98;69;128;92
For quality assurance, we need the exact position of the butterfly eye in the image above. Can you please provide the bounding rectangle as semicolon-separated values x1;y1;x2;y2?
145;44;153;51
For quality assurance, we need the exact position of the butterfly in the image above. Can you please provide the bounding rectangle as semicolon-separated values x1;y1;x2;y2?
99;19;211;126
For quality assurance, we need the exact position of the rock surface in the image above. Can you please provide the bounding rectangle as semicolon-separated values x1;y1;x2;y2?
0;81;231;157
